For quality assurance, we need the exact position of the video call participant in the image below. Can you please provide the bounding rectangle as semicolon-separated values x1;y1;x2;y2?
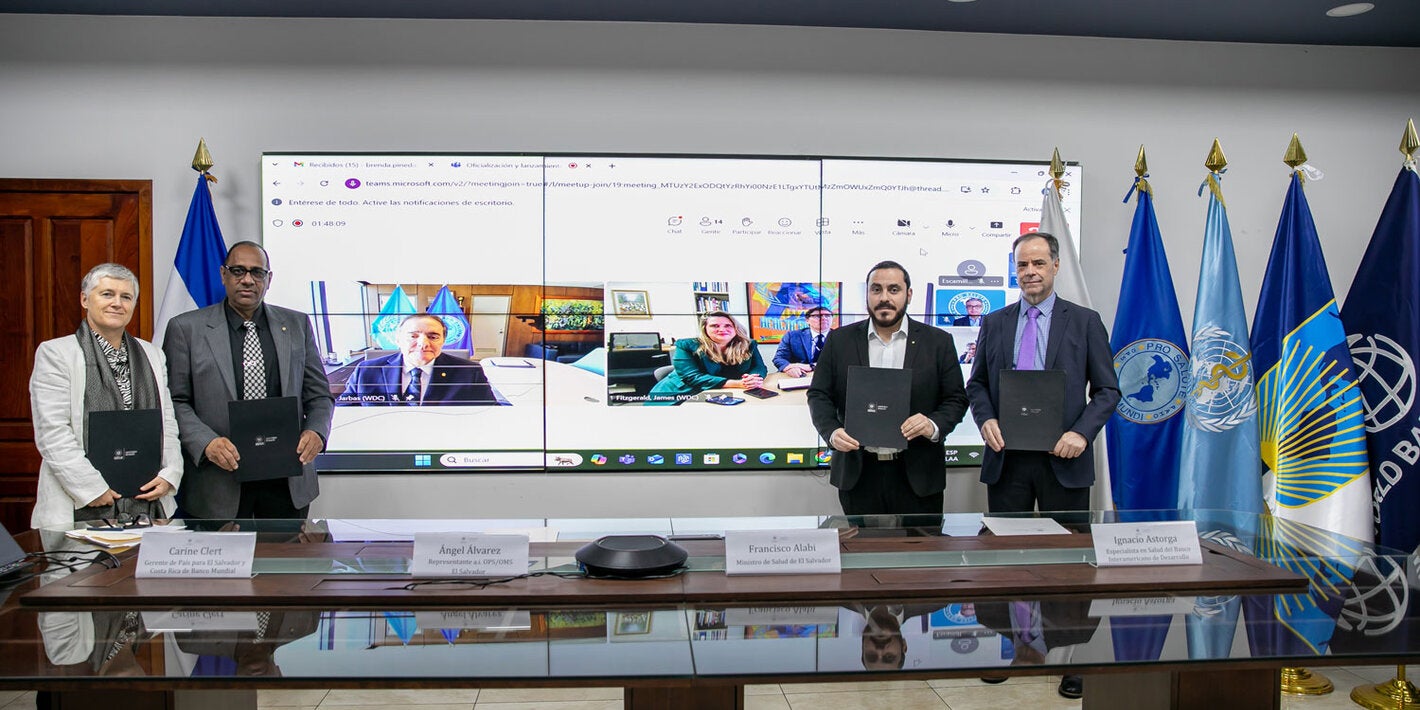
646;310;767;405
29;263;182;528
967;231;1120;515
773;305;835;378
958;341;977;364
164;241;334;519
337;314;503;406
806;260;969;515
952;297;985;327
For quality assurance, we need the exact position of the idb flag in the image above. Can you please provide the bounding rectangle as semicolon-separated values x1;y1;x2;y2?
370;286;417;349
1341;163;1420;552
155;173;227;346
1253;171;1372;542
1178;168;1264;515
1107;182;1189;510
426;285;472;351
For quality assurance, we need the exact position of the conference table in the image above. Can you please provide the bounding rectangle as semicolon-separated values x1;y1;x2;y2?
2;511;1417;710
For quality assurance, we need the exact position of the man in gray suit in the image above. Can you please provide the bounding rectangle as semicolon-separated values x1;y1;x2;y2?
163;241;333;519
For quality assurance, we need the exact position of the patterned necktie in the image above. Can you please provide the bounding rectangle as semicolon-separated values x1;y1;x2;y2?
405;368;423;405
241;321;265;400
812;333;824;363
1016;306;1041;370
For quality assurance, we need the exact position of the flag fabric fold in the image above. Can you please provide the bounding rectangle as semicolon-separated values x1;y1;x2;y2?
1107;185;1189;510
154;174;227;346
371;286;418;349
1252;172;1373;543
1178;173;1265;516
1340;164;1420;553
426;285;473;351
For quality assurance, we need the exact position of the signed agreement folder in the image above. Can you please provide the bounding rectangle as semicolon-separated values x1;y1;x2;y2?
86;408;162;497
999;369;1066;451
844;366;912;449
228;396;302;482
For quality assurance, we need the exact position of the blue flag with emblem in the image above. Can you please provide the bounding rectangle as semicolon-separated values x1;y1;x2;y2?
426;285;472;351
1107;180;1189;510
1252;171;1372;542
1178;171;1264;515
1340;163;1420;553
370;286;418;350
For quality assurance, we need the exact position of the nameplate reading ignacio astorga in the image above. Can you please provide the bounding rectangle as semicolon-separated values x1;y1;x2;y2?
135;531;257;579
724;529;841;575
411;533;530;577
1090;521;1203;567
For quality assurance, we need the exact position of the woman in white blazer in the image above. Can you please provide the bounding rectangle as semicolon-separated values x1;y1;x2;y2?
29;263;182;529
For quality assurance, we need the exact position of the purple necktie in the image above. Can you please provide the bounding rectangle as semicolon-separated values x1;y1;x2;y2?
1017;306;1041;370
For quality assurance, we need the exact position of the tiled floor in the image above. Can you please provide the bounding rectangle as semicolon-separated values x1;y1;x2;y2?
0;667;1405;709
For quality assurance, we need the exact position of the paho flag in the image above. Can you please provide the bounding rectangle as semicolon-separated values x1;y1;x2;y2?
1178;171;1264;515
1107;181;1189;510
1252;171;1372;542
370;286;418;349
425;285;472;351
1341;163;1420;552
155;174;227;346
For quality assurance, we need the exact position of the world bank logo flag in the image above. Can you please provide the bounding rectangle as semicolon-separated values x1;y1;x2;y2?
1107;186;1188;510
1341;164;1420;552
1252;172;1372;542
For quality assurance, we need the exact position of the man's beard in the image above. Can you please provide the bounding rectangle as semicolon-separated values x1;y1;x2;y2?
870;303;905;329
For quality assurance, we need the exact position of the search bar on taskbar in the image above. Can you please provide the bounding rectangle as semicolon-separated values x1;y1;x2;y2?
438;452;544;468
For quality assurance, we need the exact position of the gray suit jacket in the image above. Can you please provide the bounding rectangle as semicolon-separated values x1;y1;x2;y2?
163;301;334;518
966;297;1120;489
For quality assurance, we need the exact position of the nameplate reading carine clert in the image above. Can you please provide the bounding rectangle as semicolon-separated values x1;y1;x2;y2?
135;531;257;579
411;533;530;578
1091;521;1203;567
724;529;841;576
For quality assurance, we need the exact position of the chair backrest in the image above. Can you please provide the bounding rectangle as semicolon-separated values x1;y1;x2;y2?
609;332;661;350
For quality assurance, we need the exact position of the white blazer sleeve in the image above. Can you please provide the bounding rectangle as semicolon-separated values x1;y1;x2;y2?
29;339;109;508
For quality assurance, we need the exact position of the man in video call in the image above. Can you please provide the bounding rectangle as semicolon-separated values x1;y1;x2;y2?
807;260;969;515
163;240;334;519
952;297;985;327
773;305;835;378
338;313;503;406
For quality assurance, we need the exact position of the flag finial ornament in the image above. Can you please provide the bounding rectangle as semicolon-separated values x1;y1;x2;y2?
191;138;217;183
1050;148;1064;180
1134;145;1148;177
1283;133;1307;169
1124;145;1152;200
1401;118;1418;162
1205;139;1227;173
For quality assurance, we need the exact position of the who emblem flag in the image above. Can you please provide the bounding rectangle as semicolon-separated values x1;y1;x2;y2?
1252;172;1372;543
1341;164;1420;552
426;285;472;351
370;285;418;349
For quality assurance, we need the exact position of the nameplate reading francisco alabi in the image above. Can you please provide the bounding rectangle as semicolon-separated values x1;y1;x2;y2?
1090;521;1202;567
135;531;257;579
724;529;841;576
411;533;530;577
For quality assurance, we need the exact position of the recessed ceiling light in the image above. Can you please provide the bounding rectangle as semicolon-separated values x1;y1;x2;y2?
1326;3;1375;17
946;0;977;3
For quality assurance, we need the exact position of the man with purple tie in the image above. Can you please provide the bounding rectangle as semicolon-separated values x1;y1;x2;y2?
773;305;835;378
966;232;1119;514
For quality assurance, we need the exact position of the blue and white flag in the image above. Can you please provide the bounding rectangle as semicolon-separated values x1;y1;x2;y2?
1107;182;1189;510
370;286;418;349
155;174;227;346
1178;172;1264;515
1253;172;1372;542
426;285;472;351
1341;163;1420;553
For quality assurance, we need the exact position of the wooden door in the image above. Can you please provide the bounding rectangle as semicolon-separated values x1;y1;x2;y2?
0;179;152;532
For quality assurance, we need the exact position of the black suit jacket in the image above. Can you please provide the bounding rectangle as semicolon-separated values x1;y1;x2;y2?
966;297;1121;488
337;352;502;406
806;317;969;496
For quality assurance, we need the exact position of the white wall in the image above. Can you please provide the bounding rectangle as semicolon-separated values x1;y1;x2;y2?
3;15;1417;518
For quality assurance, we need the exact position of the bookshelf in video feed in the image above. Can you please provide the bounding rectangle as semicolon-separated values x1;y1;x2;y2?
262;153;1081;474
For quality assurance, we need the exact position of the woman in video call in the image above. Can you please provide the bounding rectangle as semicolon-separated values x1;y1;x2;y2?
29;263;182;529
646;310;768;405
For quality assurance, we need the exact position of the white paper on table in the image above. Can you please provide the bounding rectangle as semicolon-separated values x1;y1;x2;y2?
980;516;1071;536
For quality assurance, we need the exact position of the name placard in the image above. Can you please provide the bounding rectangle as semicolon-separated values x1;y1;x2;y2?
141;610;260;632
725;606;839;625
135;531;256;578
411;533;529;577
413;609;532;631
1091;521;1203;567
1087;596;1199;618
724;529;841;576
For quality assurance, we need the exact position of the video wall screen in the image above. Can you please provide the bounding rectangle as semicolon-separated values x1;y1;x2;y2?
261;154;1082;473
